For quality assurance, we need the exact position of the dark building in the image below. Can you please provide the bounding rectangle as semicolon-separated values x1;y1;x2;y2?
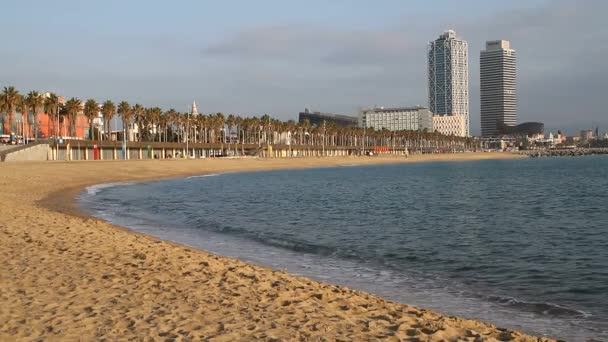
498;122;544;137
480;40;517;137
298;109;358;128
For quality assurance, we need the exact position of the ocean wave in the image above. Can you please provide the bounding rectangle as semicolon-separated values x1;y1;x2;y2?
486;295;591;318
187;173;222;179
85;182;134;196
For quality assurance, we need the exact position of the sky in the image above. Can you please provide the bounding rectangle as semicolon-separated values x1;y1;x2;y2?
1;0;606;135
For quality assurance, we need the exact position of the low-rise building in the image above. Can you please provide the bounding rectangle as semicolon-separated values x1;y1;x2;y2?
298;109;358;127
432;114;467;137
360;106;433;132
580;130;594;141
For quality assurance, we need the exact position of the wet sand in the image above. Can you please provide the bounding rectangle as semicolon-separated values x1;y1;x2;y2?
1;153;555;341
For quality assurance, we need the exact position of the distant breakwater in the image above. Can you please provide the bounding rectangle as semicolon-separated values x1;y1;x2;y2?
520;148;608;158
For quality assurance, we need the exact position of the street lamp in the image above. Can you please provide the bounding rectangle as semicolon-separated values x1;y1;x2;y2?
186;106;190;159
322;120;326;157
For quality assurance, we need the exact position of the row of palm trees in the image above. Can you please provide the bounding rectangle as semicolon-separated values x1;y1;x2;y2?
0;87;63;138
1;86;479;152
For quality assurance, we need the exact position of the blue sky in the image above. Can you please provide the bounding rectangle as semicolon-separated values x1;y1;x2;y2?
1;0;606;134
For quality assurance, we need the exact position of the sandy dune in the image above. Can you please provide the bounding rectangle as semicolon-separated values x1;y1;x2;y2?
0;153;554;341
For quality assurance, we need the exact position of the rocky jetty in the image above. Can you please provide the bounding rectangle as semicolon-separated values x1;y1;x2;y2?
522;148;608;158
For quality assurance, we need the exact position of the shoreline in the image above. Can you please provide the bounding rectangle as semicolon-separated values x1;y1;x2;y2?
1;153;558;341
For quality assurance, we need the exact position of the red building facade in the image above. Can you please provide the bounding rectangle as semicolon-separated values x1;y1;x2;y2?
1;111;90;139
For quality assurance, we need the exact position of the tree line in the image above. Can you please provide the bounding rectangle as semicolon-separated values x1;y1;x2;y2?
1;86;479;151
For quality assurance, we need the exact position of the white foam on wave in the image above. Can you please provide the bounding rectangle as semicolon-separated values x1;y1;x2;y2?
187;173;224;179
85;182;134;196
81;197;600;341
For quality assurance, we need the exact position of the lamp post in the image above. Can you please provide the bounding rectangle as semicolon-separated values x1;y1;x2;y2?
123;120;127;160
322;120;326;157
186;106;190;159
56;102;60;140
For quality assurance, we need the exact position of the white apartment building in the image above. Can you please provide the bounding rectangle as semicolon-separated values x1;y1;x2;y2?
428;30;470;136
432;114;467;137
360;106;433;132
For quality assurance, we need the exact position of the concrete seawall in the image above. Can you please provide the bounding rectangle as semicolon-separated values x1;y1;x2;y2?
1;144;50;162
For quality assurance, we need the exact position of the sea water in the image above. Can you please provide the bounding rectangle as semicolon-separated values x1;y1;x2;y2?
79;156;608;341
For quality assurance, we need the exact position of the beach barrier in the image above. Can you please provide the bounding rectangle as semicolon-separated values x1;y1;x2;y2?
44;140;377;161
7;139;477;162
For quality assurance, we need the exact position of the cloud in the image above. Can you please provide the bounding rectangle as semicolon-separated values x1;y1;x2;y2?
203;26;420;70
460;0;608;133
197;0;608;134
2;0;606;135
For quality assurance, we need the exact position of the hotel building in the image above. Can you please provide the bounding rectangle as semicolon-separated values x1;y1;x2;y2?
360;106;433;132
480;40;517;137
428;30;469;137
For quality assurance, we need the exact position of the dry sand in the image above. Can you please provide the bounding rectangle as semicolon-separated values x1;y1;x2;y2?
0;153;554;341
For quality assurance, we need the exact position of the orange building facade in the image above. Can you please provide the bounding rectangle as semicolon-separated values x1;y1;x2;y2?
1;112;91;139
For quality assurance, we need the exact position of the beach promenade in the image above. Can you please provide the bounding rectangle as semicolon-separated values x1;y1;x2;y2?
0;153;554;341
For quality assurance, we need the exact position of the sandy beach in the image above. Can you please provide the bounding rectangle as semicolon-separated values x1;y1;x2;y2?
0;152;555;341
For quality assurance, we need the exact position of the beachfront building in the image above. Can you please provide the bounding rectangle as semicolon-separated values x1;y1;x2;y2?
480;40;517;137
432;114;467;137
1;92;90;140
428;30;469;137
360;106;433;132
298;108;358;128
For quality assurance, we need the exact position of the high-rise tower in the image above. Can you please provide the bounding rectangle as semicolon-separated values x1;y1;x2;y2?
480;40;516;137
428;30;469;137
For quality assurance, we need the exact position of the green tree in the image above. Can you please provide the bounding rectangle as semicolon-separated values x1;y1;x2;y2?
43;93;60;138
226;114;235;154
117;101;132;142
16;95;28;140
64;97;82;137
83;99;99;140
131;104;145;141
101;100;116;141
1;86;20;134
25;91;44;138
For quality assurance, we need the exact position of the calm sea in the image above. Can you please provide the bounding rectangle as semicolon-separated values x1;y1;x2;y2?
80;156;608;341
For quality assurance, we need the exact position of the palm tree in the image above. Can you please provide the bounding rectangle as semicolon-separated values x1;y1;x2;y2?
235;116;244;156
164;109;177;142
64;97;82;138
83;99;99;140
16;95;28;140
101;100;116;140
117;101;131;142
226;114;235;155
1;86;20;134
25;91;44;139
213;113;225;154
148;107;162;142
159;111;169;142
131;104;145;141
43;93;60;138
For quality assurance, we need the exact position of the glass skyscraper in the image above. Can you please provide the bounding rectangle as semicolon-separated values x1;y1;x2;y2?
428;30;469;137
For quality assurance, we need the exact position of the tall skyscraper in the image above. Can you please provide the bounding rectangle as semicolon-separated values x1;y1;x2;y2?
480;40;516;137
428;30;469;137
